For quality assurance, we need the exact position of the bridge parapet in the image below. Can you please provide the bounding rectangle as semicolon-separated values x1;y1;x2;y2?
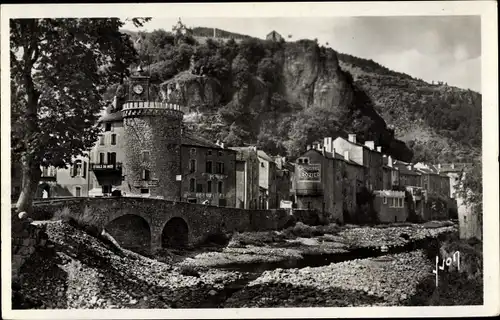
31;197;292;254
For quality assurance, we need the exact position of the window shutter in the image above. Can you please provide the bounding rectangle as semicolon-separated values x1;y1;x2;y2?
83;162;87;178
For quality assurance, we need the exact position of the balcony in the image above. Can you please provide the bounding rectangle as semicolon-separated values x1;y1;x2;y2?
294;188;323;196
91;162;123;172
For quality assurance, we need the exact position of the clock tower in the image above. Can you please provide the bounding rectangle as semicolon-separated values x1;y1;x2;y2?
128;65;150;101
121;62;184;201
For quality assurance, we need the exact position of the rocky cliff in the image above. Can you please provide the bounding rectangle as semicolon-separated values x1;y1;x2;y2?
134;34;413;161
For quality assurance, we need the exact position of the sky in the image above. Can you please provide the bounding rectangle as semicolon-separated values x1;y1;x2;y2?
125;16;482;92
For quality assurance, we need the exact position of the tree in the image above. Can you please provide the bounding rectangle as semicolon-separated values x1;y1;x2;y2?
456;162;483;228
11;18;148;214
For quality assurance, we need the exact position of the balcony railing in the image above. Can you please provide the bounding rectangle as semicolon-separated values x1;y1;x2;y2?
91;162;123;171
294;188;323;196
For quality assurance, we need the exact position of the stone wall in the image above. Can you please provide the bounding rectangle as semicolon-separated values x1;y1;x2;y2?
11;213;48;283
122;113;182;201
31;197;293;253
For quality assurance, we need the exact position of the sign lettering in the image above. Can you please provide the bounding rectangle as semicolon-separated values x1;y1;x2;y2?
297;164;321;182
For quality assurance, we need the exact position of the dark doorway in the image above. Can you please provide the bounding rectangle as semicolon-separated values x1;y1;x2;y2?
162;217;189;248
105;214;151;255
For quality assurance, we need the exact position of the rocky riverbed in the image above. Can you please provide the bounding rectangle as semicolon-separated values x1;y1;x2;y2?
176;221;457;269
14;221;244;309
13;220;461;309
223;250;432;308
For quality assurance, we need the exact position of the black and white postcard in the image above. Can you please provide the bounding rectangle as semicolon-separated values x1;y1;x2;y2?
1;2;498;319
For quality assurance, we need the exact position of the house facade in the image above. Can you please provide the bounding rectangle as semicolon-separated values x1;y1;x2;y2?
373;190;407;223
180;138;236;207
230;146;260;209
257;150;278;209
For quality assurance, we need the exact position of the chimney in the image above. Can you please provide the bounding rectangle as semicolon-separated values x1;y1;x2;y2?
451;163;455;169
343;151;349;161
307;145;312;151
438;164;441;169
348;134;357;143
376;146;382;153
323;137;333;153
388;156;393;168
221;142;225;149
365;141;375;150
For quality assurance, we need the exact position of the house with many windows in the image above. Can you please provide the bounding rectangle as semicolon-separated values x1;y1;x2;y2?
181;137;236;207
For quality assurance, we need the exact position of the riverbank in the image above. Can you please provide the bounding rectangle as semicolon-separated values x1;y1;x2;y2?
223;250;432;308
13;221;243;309
13;219;472;309
174;221;457;269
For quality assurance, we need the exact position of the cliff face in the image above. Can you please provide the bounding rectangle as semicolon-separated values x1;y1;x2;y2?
282;41;352;116
152;39;413;161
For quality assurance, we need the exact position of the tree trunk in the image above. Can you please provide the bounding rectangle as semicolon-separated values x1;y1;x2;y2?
16;155;41;215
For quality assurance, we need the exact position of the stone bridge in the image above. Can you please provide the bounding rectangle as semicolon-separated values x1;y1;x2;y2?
31;197;291;254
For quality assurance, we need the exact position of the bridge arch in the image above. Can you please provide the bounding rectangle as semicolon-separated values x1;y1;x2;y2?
105;214;151;255
161;217;189;248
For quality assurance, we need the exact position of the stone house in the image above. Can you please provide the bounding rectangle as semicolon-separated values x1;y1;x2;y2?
180;137;237;207
292;137;366;223
332;134;384;191
394;160;422;188
229;146;260;209
382;155;399;190
273;156;294;208
266;30;283;42
257;150;278;209
373;190;407;223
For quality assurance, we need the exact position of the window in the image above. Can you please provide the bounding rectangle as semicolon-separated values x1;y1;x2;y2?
189;178;195;192
219;199;227;207
196;183;203;193
142;169;150;181
99;153;105;164
261;162;265;168
72;160;83;177
108;152;116;165
75;186;81;197
105;123;112;131
207;150;212;156
189;159;196;172
82;162;87;178
99;135;105;145
207;181;212;193
218;151;223;157
111;134;117;145
142;151;150;162
383;197;387;204
188;198;197;204
304;158;309;164
206;161;213;173
140;188;149;194
216;162;225;174
190;148;197;156
298;159;303;164
218;181;223;194
400;198;404;208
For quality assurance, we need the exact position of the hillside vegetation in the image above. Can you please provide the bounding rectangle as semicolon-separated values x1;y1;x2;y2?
115;28;481;162
338;53;481;162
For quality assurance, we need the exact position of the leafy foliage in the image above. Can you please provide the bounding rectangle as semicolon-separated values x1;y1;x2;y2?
112;26;478;163
338;52;481;162
11;18;145;212
456;162;482;228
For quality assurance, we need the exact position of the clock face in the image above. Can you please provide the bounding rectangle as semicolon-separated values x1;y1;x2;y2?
133;84;144;95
